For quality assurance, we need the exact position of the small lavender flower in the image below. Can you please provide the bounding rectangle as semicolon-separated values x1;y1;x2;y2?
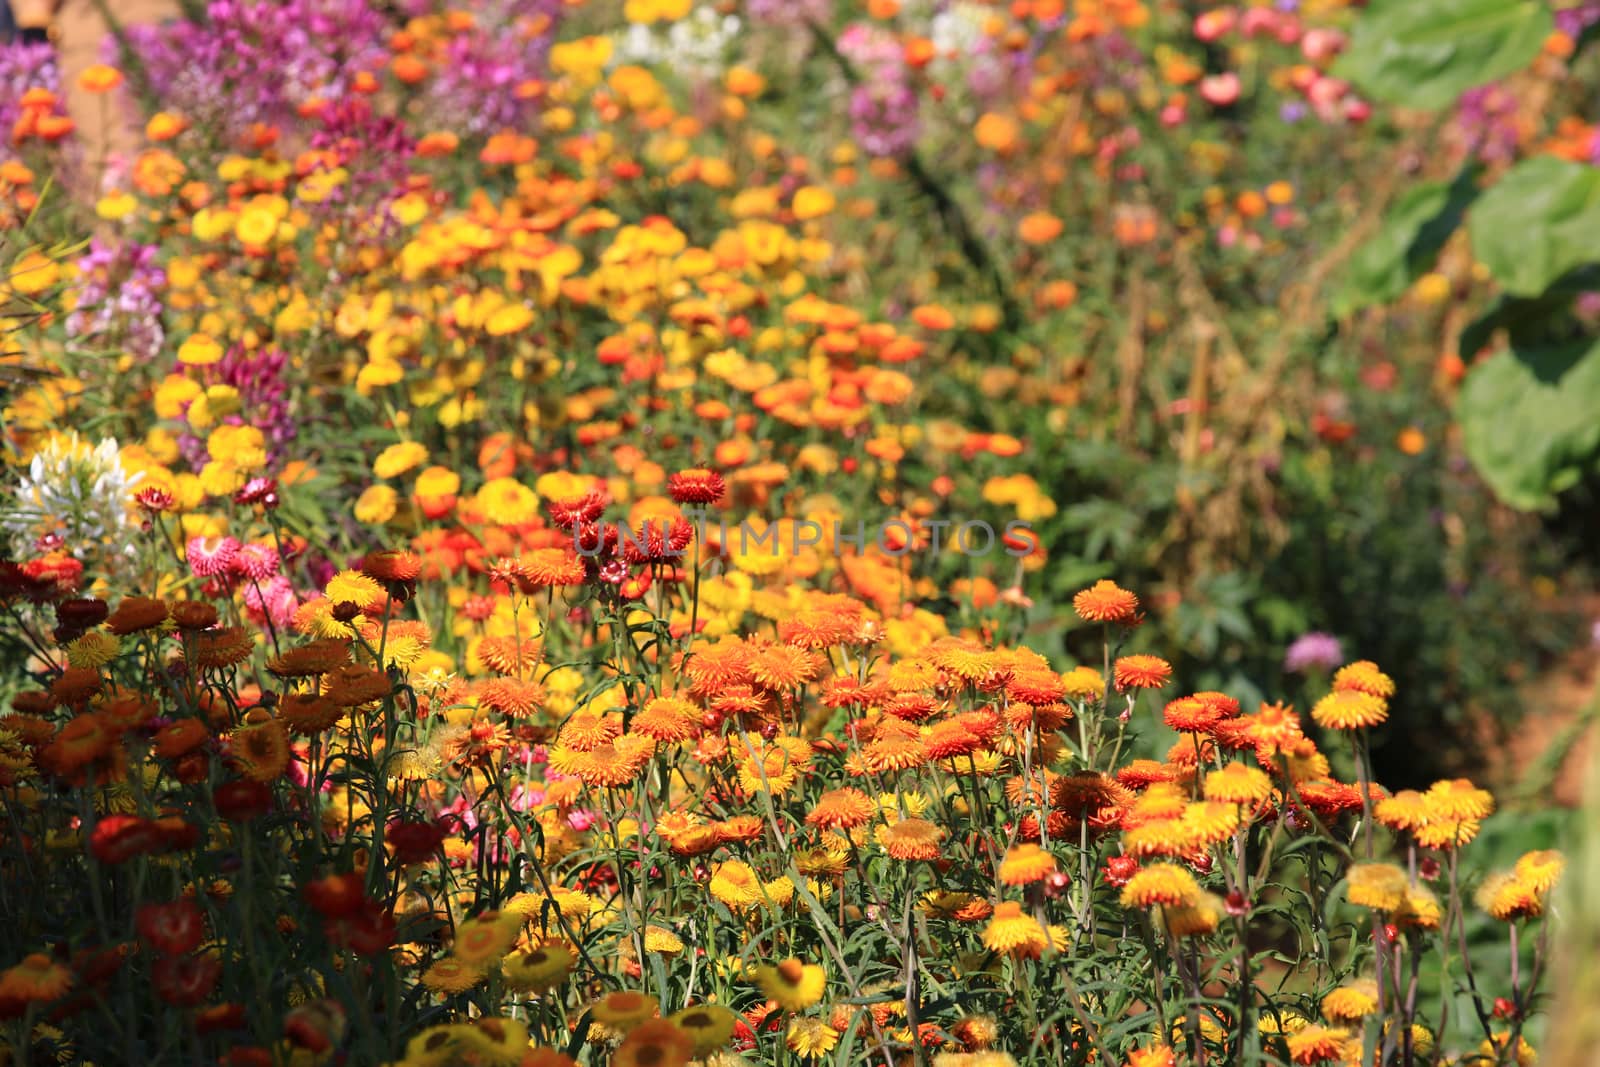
848;82;920;157
65;241;167;364
747;0;832;26
1555;1;1600;38
839;23;919;157
1284;632;1343;673
424;1;563;137
1455;83;1521;163
121;0;389;138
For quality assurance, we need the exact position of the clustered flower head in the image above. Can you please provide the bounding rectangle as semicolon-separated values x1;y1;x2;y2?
0;0;1585;1061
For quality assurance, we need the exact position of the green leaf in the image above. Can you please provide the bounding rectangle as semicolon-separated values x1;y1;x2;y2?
1469;156;1600;296
1333;0;1553;111
1333;170;1477;316
1457;335;1600;509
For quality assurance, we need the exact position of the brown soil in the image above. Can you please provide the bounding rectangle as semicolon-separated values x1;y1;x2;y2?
1486;595;1600;806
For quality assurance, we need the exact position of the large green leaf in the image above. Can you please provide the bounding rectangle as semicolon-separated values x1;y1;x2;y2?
1457;335;1600;510
1468;156;1600;296
1333;170;1476;317
1333;0;1552;111
1457;264;1600;357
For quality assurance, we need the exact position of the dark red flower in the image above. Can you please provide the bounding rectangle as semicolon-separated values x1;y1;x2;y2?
233;477;279;509
284;1000;346;1052
137;900;207;956
90;816;166;865
19;554;82;600
136;486;177;512
1101;855;1139;888
152;952;221;1006
70;943;129;987
53;597;109;642
323;902;395;956
154;815;200;852
214;779;273;822
621;518;694;564
302;872;367;918
386;820;448;865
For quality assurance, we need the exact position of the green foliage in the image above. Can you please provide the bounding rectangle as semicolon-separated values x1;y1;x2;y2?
1331;0;1600;512
1468;156;1600;297
1333;0;1553;111
1457;336;1600;511
1333;170;1475;317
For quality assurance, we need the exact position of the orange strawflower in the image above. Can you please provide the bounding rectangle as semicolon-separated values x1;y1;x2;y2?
1072;580;1139;624
875;818;945;860
998;843;1059;886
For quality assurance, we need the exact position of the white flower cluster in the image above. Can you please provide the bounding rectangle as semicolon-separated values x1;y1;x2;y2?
2;433;143;558
930;1;989;57
616;7;741;79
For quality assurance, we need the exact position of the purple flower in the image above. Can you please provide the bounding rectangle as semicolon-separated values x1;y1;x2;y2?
65;240;166;364
748;0;832;25
1284;632;1343;673
839;23;919;157
309;97;414;206
177;344;297;469
120;0;389;138
848;82;920;158
1556;1;1600;38
421;1;564;137
1455;83;1521;163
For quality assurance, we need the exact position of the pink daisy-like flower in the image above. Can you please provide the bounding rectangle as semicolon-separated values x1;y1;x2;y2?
233;542;281;582
187;536;241;579
243;575;298;630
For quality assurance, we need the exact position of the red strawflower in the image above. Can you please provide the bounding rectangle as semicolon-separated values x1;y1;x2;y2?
302;872;367;918
386;820;448;865
1102;855;1139;887
137;900;207;956
213;778;273;821
136;486;177;512
323;902;396;956
546;489;609;529
152;952;221;1006
667;468;725;505
233;477;279;508
90;816;167;865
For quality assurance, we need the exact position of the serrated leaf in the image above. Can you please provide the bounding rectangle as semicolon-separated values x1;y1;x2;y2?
1469;156;1600;296
1333;0;1552;111
1457;335;1600;510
